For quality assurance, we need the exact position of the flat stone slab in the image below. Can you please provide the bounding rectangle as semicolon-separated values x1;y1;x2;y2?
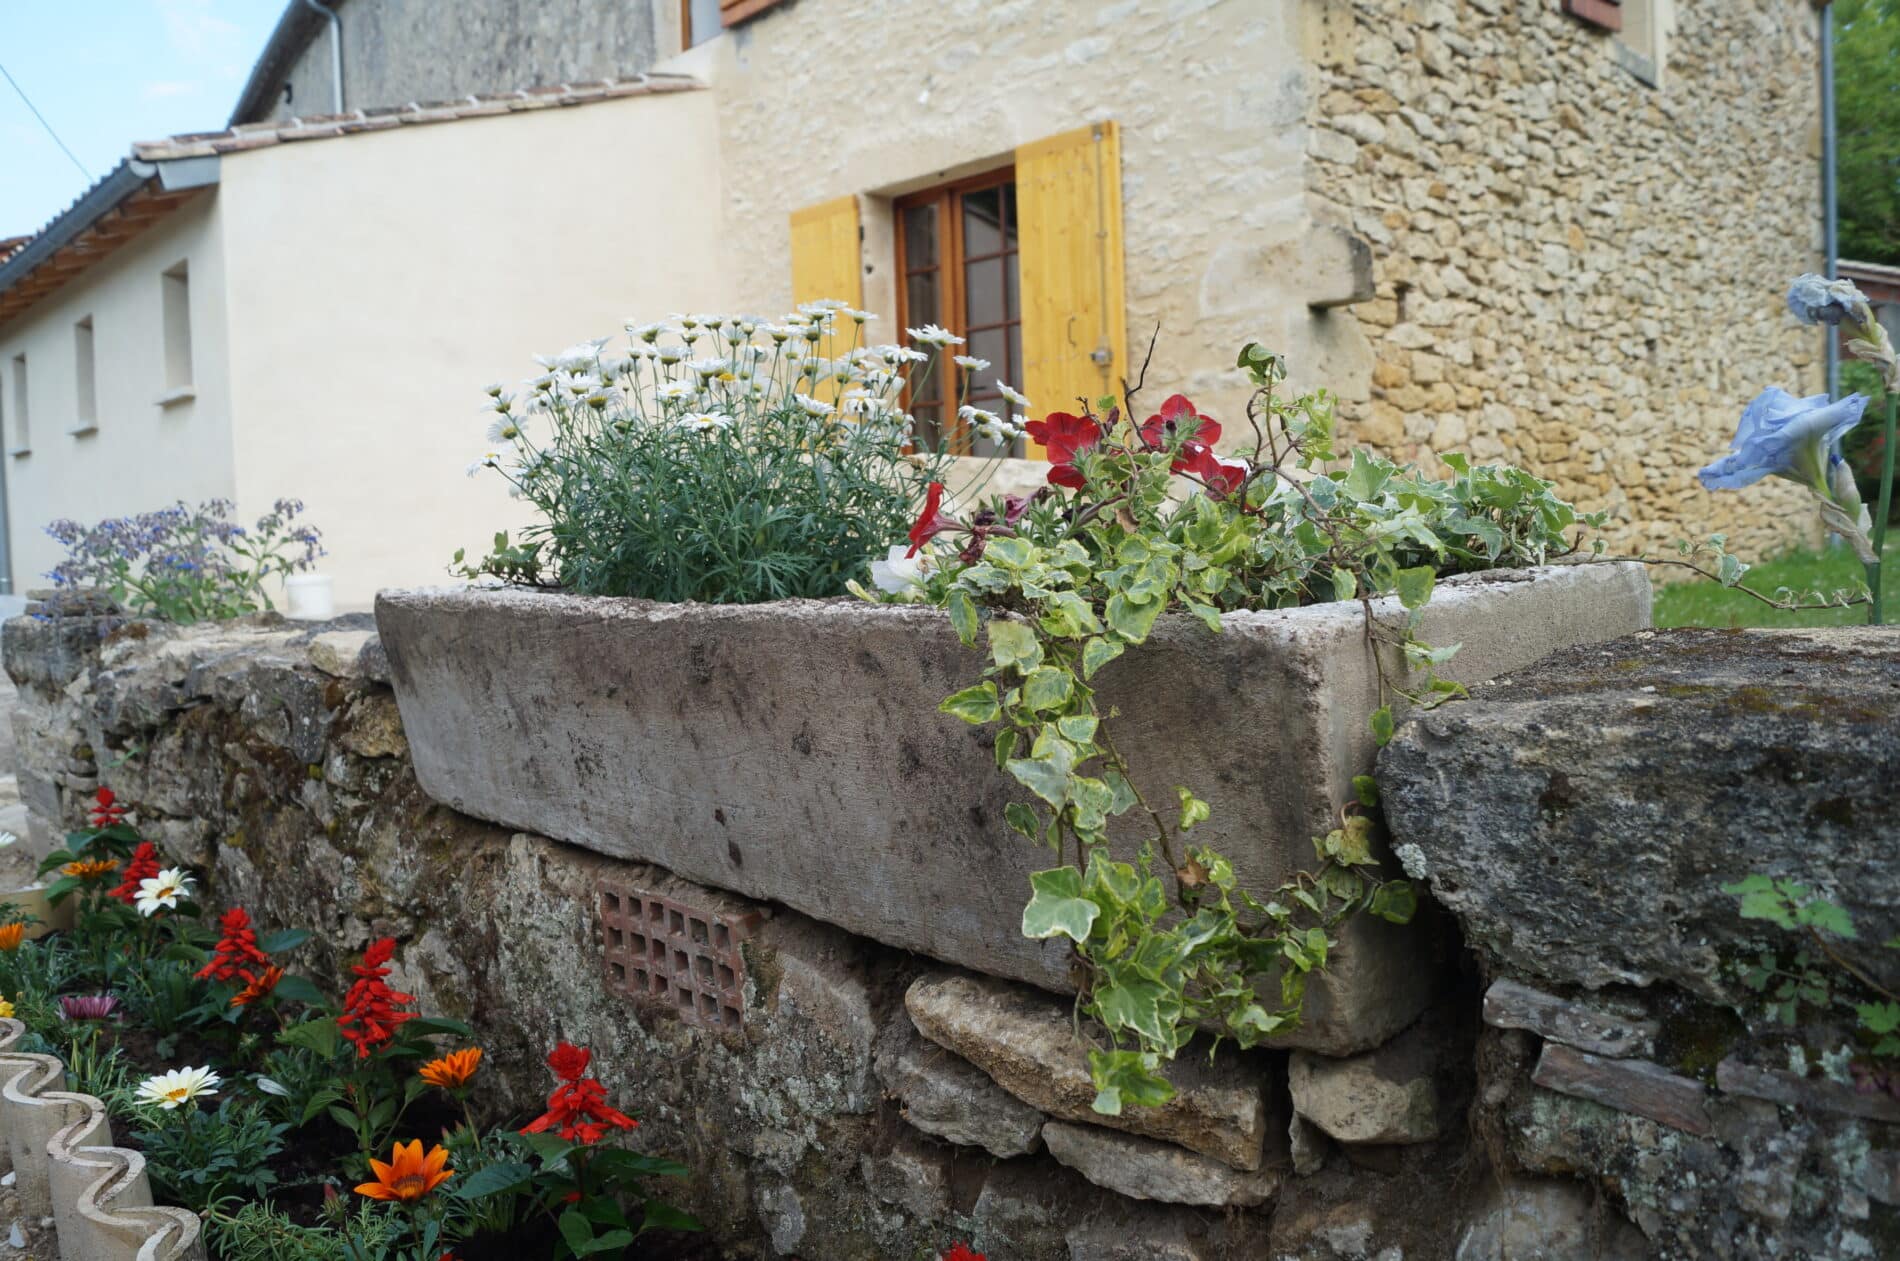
1287;1024;1439;1146
1481;979;1658;1059
1715;1058;1900;1125
1531;1043;1712;1137
1379;628;1900;1001
873;1013;1045;1157
377;566;1648;1055
904;971;1275;1171
1041;1120;1284;1208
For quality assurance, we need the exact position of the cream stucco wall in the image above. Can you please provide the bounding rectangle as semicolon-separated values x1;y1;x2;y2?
0;194;237;593
659;0;1366;435
216;89;728;608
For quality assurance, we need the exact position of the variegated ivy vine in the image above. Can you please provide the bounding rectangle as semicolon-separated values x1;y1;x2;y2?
859;343;1601;1113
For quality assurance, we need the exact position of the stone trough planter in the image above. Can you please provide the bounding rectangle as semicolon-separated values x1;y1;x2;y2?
0;885;74;943
376;563;1650;1055
0;1019;204;1260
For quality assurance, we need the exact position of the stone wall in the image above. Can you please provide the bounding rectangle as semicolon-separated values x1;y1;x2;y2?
1;608;1510;1261
1305;0;1826;559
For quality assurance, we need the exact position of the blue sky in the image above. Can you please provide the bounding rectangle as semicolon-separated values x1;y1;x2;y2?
0;1;283;236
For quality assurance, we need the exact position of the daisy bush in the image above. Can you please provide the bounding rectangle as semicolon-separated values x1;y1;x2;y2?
456;303;1022;602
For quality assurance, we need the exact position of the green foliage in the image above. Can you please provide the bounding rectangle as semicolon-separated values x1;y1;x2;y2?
457;310;960;603
900;343;1600;1108
1653;535;1900;628
138;1098;289;1211
1838;0;1900;266
1725;874;1900;1074
447;1129;700;1258
203;1198;406;1261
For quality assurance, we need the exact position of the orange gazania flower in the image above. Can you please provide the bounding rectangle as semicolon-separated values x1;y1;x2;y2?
354;1139;452;1203
62;858;119;880
0;924;24;952
230;966;285;1008
419;1047;482;1090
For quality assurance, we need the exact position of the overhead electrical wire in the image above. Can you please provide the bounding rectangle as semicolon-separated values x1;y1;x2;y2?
0;58;91;181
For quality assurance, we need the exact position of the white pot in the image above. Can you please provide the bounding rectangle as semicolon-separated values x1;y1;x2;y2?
284;574;336;621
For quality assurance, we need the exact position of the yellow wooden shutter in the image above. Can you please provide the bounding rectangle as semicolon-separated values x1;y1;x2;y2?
1016;122;1128;450
789;195;863;370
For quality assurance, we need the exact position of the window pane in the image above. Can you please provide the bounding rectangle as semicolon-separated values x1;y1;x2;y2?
910;402;944;452
965;256;1007;329
902;202;939;270
967;327;1008;396
963;186;1005;258
905;269;939;329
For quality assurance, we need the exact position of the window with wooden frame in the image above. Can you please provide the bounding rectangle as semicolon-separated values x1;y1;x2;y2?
895;169;1023;456
717;0;790;29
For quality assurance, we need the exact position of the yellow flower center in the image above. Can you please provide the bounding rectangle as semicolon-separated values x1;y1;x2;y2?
162;1087;189;1104
391;1174;429;1201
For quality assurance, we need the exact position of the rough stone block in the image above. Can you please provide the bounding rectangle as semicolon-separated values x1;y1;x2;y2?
905;972;1274;1171
1531;1043;1711;1137
1041;1120;1284;1208
1481;979;1657;1058
873;1013;1045;1158
1715;1058;1900;1126
1380;629;1900;1001
1287;1022;1439;1146
1455;1178;1647;1261
376;566;1648;1054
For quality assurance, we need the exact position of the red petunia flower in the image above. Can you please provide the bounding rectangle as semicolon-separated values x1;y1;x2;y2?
1023;412;1103;489
520;1042;638;1147
942;1244;986;1261
108;841;160;906
1139;394;1221;456
906;481;953;558
338;937;416;1058
196;907;273;982
1181;444;1250;499
89;788;126;829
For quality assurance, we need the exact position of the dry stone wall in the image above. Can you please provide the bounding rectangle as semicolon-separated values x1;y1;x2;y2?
1306;0;1827;559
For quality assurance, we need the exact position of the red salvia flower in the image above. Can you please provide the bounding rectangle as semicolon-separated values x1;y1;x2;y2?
338;937;416;1058
108;842;160;906
196;907;273;982
906;481;953;558
942;1244;986;1261
520;1042;638;1146
1022;412;1103;489
89;788;126;829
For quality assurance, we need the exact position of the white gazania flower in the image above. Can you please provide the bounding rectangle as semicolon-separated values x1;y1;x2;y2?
997;382;1031;408
796;396;836;418
465;447;508;478
953;355;990;373
869;544;929;596
678;412;733;434
135;868;194;917
907;324;965;348
136;1066;221;1110
254;1076;291;1098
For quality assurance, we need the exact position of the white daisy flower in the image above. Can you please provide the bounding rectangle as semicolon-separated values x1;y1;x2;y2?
688;357;731;378
798;299;847;316
532;339;609;373
628;322;673;343
482;382;505;398
842;308;876;324
135;868;193;917
953;355;990;373
887;345;931;365
997;382;1031;408
136;1066;220;1110
654;380;698;403
484;418;522;444
959;404;1002;428
907;324;965;348
678;412;734;434
465;447;508;477
481;393;515;416
796;396;836;418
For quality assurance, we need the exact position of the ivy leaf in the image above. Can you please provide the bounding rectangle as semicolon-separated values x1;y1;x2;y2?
1022;667;1075;713
1176;787;1210;831
994;727;1018;771
1087;1049;1176;1116
1105;593;1164;644
1185;601;1223;633
1022;867;1099;943
1331;567;1357;602
1342;448;1393;501
1369;707;1395;746
1368;881;1418;924
1004;801;1043;842
1096;978;1169;1044
1057;714;1099;744
938;682;1000;725
987;619;1042;672
946;589;980;646
1081;636;1125;680
1007;743;1075;807
1351;775;1380;807
1395;566;1435;611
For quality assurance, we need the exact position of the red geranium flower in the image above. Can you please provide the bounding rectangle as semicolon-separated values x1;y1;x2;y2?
1182;445;1250;499
906;481;953;557
1139;394;1220;456
197;907;273;982
108;841;160;906
1023;412;1104;489
89;788;126;829
520;1042;638;1146
338;937;416;1058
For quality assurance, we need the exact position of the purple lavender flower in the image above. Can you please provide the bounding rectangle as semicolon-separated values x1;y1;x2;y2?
58;995;120;1022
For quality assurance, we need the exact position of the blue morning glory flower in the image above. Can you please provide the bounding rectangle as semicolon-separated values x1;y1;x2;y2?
1698;387;1869;493
1786;273;1870;327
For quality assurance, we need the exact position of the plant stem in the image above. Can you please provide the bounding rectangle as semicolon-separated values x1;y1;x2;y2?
1872;393;1897;626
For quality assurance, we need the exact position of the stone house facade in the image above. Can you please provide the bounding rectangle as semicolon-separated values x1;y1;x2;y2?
0;0;1826;603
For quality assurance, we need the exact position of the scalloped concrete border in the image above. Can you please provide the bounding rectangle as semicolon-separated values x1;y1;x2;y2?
0;1019;204;1260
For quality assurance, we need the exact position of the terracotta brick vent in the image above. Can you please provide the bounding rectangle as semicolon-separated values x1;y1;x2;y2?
598;883;751;1030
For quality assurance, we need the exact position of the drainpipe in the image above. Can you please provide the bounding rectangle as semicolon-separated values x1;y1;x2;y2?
298;0;343;114
1823;0;1840;397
